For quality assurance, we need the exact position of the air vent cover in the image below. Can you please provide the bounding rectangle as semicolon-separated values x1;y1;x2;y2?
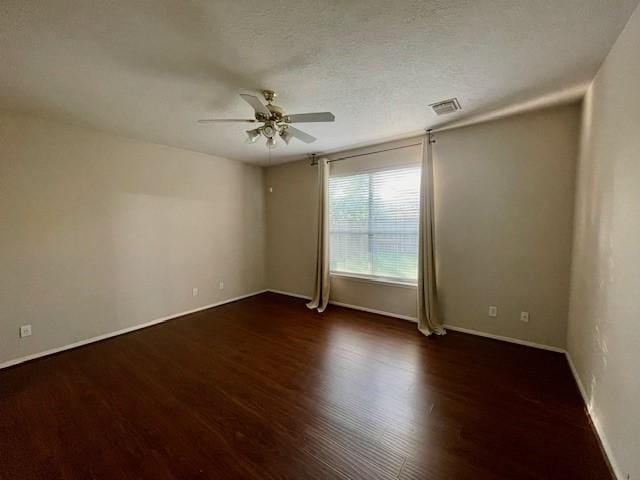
430;98;461;116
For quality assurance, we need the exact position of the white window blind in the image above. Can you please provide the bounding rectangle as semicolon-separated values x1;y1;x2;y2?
329;165;421;283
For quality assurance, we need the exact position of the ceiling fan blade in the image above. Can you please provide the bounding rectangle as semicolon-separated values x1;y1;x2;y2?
285;112;335;123
197;119;256;124
240;94;271;116
286;126;317;144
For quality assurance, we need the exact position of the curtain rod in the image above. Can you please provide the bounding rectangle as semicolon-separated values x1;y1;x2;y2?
327;142;422;163
310;131;434;165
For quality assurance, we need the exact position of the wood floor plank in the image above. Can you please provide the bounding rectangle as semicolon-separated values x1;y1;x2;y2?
0;292;611;479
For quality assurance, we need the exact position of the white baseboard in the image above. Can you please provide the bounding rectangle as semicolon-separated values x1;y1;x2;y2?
267;289;311;300
442;324;566;353
267;289;419;322
329;300;418;322
565;351;620;479
565;350;590;406
0;289;267;370
267;289;563;352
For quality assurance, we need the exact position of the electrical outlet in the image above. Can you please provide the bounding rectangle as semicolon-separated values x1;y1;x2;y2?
19;325;32;338
192;287;199;297
520;311;529;322
488;305;498;318
219;281;224;290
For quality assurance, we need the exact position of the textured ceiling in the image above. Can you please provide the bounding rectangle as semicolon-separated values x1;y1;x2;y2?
1;0;638;165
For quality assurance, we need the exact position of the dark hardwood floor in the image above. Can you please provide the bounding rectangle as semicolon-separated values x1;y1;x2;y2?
0;292;610;479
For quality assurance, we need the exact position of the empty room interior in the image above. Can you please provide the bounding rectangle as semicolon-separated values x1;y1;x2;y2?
2;1;640;479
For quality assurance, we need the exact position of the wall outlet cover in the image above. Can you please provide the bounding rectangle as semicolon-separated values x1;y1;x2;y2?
488;306;498;317
20;325;32;338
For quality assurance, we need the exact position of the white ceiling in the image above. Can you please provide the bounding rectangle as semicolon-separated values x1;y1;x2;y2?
2;0;638;165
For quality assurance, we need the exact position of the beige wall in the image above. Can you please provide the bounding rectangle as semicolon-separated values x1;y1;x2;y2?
435;104;580;348
266;104;580;348
567;3;640;478
266;159;318;297
0;111;266;365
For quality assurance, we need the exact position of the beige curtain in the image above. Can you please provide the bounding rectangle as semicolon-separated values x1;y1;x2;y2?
307;158;331;312
417;134;446;336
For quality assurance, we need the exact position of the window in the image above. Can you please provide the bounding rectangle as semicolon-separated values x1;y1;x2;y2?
329;166;421;283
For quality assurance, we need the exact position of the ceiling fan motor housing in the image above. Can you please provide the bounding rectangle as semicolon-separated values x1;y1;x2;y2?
267;104;284;116
255;104;284;123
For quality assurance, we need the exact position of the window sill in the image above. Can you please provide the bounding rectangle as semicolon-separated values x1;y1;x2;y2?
330;272;417;289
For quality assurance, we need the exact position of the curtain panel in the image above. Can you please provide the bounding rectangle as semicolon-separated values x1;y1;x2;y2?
307;158;331;312
417;134;446;336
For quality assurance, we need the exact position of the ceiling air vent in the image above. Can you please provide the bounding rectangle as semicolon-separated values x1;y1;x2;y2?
430;98;461;116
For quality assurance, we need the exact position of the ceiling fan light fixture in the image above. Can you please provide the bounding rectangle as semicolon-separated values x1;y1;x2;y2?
262;123;277;138
266;137;277;149
245;127;261;143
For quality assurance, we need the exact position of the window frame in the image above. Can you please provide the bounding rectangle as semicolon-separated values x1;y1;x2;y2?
329;271;418;288
328;164;421;285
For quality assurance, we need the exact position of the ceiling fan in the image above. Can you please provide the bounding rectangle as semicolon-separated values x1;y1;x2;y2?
198;90;335;148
